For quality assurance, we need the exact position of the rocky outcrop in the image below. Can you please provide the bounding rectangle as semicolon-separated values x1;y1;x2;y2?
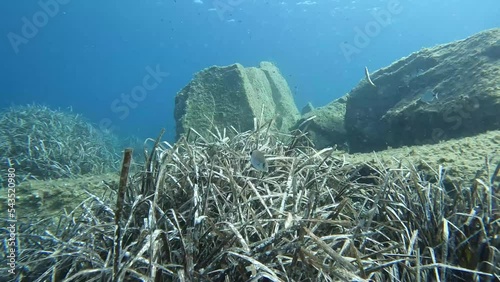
295;97;348;150
301;102;314;115
174;62;300;140
345;28;500;152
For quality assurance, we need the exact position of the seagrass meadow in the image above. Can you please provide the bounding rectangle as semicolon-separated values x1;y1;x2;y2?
0;104;120;184
0;119;499;281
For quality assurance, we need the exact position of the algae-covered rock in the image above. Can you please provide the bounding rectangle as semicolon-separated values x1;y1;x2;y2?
0;173;119;229
301;102;314;115
295;96;348;150
345;28;500;153
174;62;300;140
345;130;500;188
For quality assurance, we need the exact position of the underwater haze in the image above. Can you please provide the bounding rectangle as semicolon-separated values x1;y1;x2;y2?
1;0;499;143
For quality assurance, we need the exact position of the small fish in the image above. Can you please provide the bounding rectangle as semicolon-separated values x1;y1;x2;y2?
364;66;376;87
250;150;268;172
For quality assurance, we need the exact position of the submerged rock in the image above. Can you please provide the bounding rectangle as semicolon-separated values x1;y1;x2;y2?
174;62;300;140
345;28;500;152
301;102;314;115
294;96;347;150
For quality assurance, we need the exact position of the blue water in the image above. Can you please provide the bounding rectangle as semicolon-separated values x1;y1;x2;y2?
1;0;499;144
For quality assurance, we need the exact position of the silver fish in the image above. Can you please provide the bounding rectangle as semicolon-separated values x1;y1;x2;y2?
420;89;438;103
250;150;268;172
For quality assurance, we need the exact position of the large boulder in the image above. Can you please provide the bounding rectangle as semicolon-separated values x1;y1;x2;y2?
174;62;300;140
345;28;500;153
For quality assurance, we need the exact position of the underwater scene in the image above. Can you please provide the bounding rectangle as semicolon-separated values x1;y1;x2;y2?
1;0;499;281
